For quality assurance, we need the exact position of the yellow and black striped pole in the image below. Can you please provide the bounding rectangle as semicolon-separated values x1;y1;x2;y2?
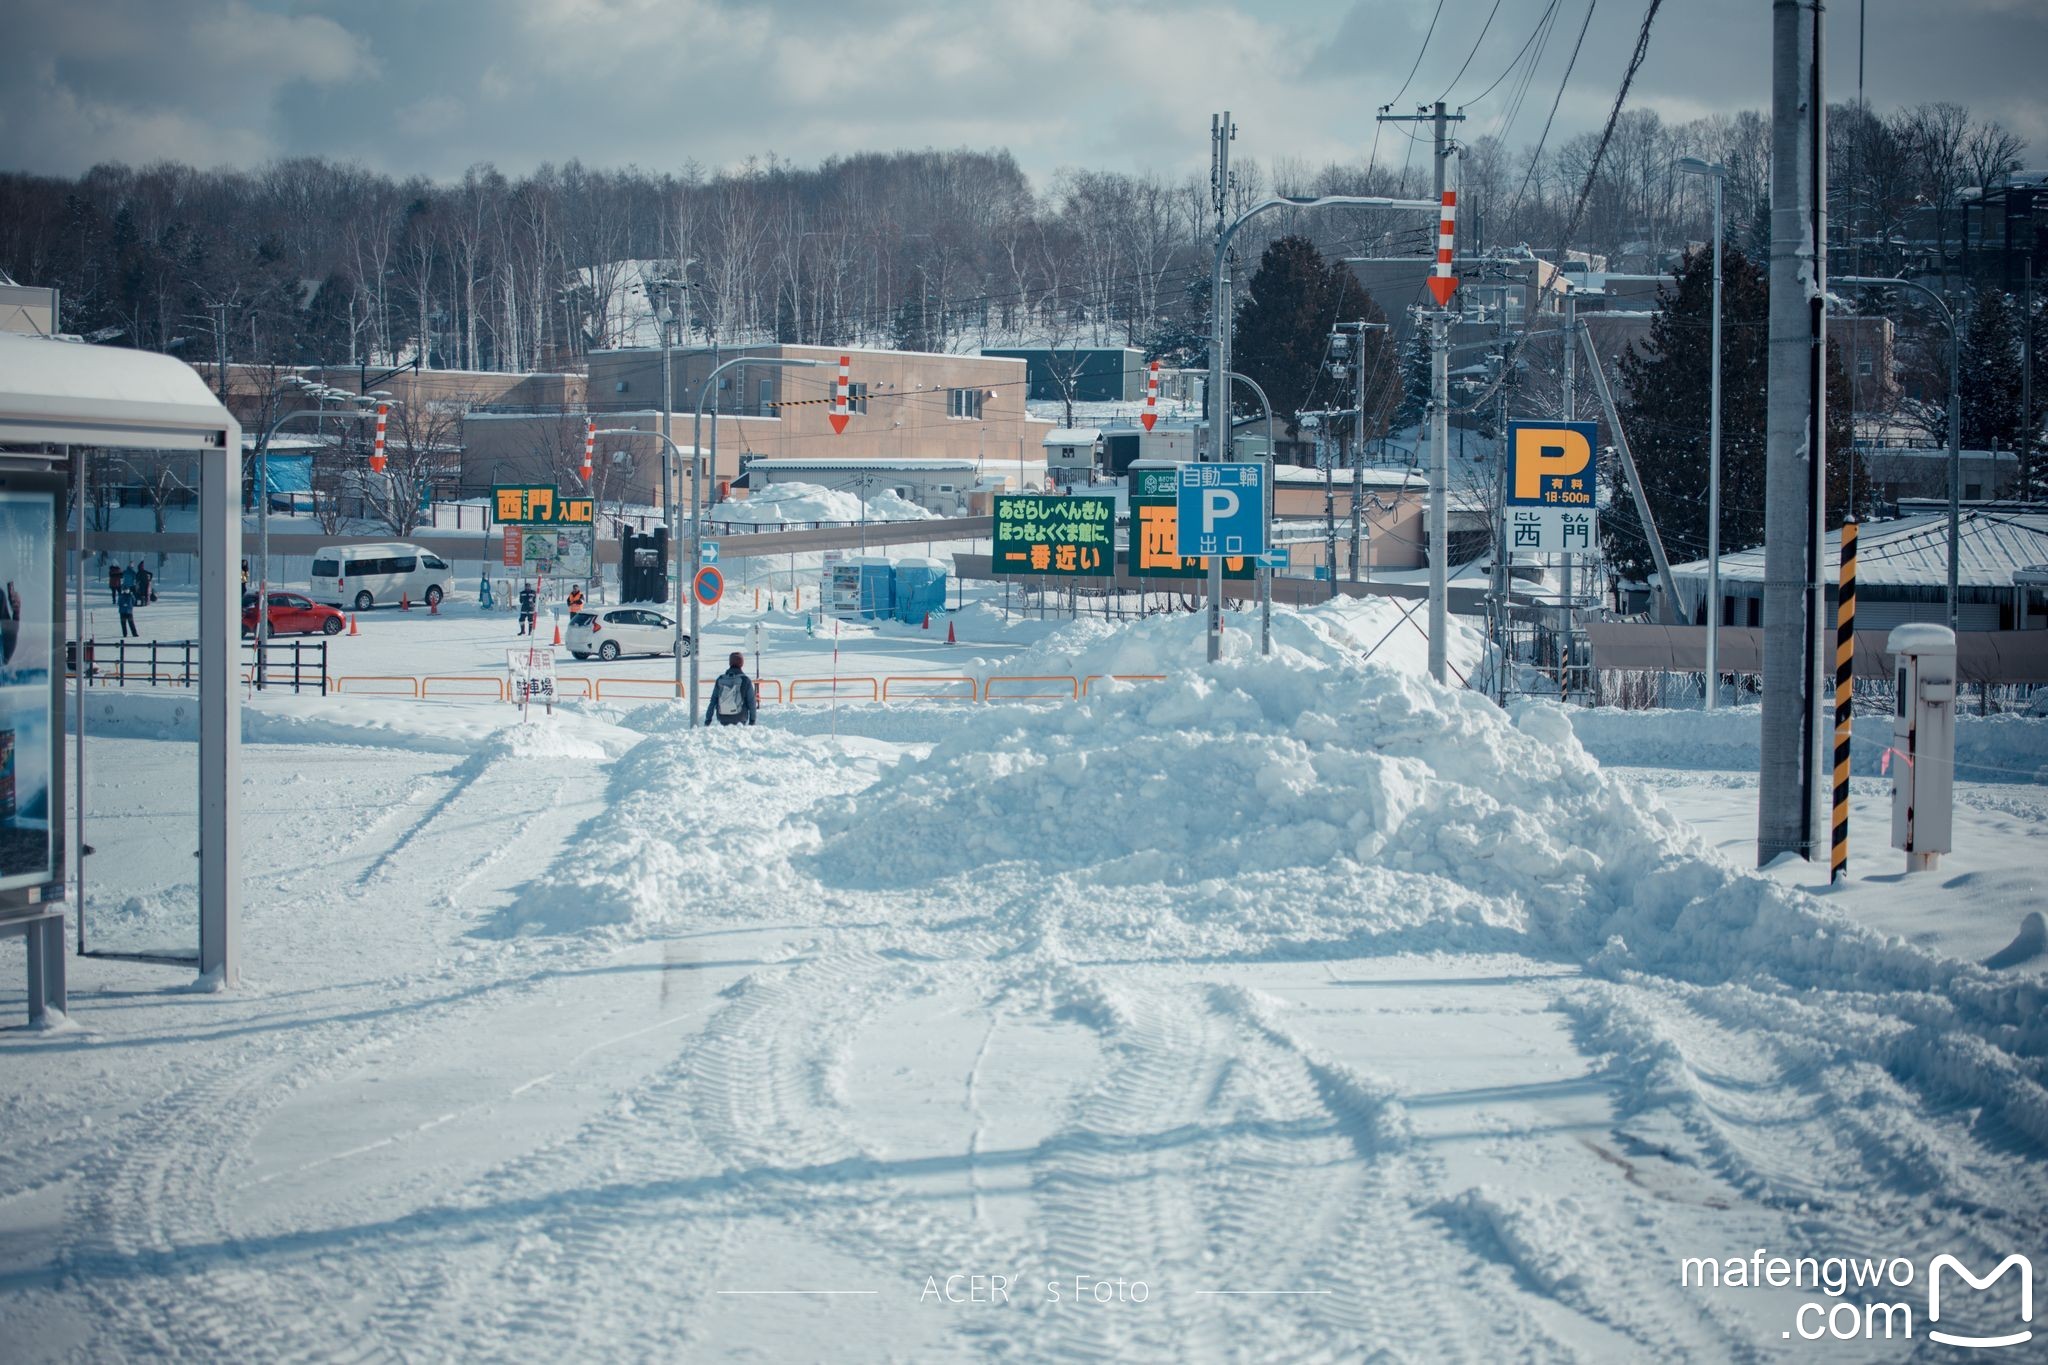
1830;518;1857;883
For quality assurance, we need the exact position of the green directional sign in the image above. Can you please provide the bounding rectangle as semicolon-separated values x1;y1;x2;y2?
992;493;1115;576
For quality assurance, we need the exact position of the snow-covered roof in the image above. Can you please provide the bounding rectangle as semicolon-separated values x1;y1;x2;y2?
1043;428;1101;446
744;457;978;473
1672;512;2048;591
0;332;234;449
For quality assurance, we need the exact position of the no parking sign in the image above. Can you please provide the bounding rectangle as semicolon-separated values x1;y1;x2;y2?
693;566;724;606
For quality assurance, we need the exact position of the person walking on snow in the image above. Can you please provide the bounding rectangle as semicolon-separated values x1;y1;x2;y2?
108;562;124;605
135;560;154;604
517;582;538;636
116;583;139;638
705;651;756;727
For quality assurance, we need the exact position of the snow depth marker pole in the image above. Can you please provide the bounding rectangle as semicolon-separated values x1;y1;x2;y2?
370;403;388;474
1831;518;1856;883
1142;359;1159;432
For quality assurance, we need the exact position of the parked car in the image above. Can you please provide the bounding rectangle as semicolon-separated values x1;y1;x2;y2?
566;607;693;661
308;542;455;611
243;591;345;637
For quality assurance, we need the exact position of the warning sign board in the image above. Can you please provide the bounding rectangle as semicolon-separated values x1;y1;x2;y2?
1504;421;1600;554
992;494;1114;576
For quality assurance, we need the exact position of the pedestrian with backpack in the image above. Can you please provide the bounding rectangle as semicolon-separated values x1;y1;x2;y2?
116;583;139;638
705;651;756;727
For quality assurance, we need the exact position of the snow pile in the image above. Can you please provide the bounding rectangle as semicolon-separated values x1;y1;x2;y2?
494;728;881;936
72;690;639;757
716;481;937;526
962;595;1485;685
805;654;2043;1027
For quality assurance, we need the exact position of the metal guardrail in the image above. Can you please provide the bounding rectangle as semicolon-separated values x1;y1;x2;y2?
68;638;329;694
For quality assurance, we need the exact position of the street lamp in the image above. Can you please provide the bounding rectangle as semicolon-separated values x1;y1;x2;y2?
688;356;821;720
1835;275;1961;629
1206;192;1440;662
254;381;386;679
1678;156;1729;707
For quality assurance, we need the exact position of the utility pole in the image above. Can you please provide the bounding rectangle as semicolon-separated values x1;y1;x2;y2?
1806;4;1832;852
1207;111;1235;663
1560;289;1576;692
1380;101;1466;685
1349;322;1371;582
1760;0;1821;866
2025;258;2036;501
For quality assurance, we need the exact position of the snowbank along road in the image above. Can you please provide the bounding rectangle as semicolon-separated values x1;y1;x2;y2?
2;600;2044;1362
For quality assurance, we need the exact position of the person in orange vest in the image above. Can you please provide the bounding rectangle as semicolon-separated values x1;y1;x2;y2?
566;585;585;615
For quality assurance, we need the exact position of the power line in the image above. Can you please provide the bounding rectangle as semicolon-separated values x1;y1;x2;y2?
1388;0;1449;112
1554;0;1668;270
1464;0;1561;109
1506;0;1599;226
1437;0;1506;105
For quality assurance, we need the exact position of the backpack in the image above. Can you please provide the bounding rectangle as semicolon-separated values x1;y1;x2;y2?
716;672;746;717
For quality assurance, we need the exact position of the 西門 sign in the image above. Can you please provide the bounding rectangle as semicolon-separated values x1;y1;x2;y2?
494;485;594;525
1504;421;1599;554
993;494;1114;576
1175;462;1266;559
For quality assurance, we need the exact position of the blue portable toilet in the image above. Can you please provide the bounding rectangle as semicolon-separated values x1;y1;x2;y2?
854;555;896;620
893;557;949;624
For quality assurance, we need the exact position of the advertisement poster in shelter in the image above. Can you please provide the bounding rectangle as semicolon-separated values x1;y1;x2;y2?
0;487;56;896
502;525;596;580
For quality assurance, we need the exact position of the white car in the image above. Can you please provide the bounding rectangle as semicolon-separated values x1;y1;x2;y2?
308;542;455;612
566;607;693;661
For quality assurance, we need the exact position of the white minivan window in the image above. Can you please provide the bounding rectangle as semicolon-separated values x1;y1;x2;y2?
422;553;448;570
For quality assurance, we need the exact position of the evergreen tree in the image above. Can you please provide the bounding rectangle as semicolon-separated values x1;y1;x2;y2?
1959;289;2023;452
1605;244;1866;588
889;295;933;354
1393;328;1432;434
1231;235;1384;440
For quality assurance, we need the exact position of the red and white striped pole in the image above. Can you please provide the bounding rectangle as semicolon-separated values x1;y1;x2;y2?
370;402;389;473
828;354;851;434
1141;359;1159;432
581;419;594;482
1426;187;1460;307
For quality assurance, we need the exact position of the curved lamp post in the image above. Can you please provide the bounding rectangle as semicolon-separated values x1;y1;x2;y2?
1206;194;1438;662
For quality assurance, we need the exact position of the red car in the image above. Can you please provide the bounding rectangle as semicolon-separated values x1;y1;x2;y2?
243;591;345;637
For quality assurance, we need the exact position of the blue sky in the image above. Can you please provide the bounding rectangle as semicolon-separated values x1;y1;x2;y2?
4;1;2041;185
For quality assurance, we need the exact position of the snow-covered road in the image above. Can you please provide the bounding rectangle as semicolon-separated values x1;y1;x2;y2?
3;604;2045;1362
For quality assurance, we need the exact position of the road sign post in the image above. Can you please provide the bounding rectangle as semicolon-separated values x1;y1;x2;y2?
1176;462;1266;560
1502;421;1600;555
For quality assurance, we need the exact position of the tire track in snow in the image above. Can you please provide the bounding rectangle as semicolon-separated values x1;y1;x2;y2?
57;745;621;1361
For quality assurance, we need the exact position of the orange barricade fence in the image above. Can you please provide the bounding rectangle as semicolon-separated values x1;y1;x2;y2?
1080;674;1168;696
594;677;684;702
552;676;595;700
982;675;1080;703
881;675;979;703
423;675;509;701
334;675;422;698
788;676;881;704
753;678;784;704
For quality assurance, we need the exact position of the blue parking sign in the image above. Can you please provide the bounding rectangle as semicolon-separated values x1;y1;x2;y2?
1175;462;1266;559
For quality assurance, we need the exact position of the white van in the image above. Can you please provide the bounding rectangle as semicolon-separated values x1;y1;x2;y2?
308;543;456;611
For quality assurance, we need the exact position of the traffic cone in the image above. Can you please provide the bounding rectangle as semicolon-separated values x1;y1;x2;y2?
922;612;931;630
551;618;562;646
400;592;411;611
946;620;956;644
347;613;358;636
429;595;439;615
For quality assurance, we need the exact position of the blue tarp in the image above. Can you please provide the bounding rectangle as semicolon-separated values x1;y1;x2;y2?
260;454;313;495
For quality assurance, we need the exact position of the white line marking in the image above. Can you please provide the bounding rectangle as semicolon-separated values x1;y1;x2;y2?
509;1072;556;1096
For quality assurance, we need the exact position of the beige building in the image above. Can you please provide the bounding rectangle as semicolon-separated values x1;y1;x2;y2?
465;343;1053;508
